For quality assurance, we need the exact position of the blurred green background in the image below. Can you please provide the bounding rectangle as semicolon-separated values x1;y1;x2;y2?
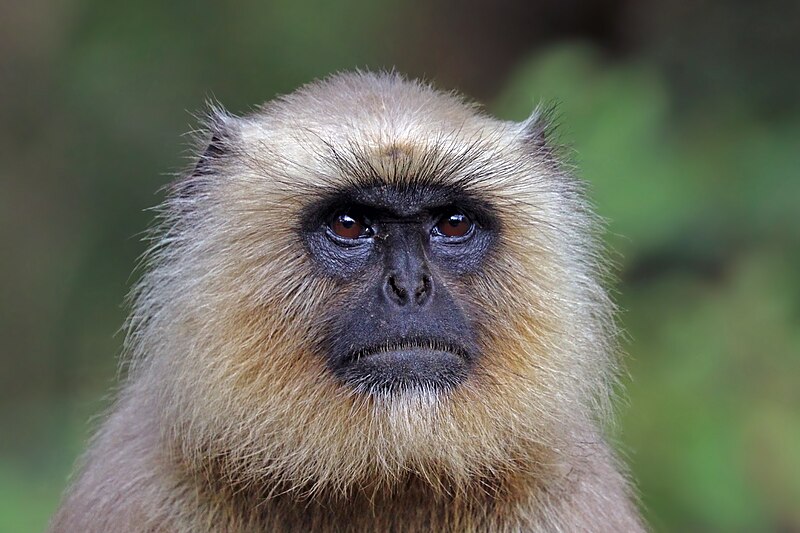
1;0;798;531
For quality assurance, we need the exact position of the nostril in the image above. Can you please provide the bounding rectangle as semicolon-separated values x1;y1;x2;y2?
387;275;408;304
415;274;432;304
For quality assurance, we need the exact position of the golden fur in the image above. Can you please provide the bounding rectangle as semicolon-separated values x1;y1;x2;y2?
49;72;644;532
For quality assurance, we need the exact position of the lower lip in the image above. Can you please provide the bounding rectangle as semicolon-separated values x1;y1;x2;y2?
357;347;464;363
348;342;467;363
337;347;470;392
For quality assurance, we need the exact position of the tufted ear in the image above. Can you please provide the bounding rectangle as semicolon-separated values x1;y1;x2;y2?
519;105;559;159
173;106;239;200
191;132;227;178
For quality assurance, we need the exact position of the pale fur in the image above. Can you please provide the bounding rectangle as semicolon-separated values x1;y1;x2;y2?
49;72;645;532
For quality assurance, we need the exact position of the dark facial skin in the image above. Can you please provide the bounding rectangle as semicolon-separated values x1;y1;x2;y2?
302;184;498;394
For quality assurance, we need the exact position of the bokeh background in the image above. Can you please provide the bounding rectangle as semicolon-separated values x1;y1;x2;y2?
2;0;799;531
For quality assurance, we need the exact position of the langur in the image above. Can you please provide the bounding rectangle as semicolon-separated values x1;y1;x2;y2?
49;72;645;532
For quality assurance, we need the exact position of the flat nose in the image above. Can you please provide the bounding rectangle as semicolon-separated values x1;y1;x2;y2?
384;268;432;306
382;231;433;307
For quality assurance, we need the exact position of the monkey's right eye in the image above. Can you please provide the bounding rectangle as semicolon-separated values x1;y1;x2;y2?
328;213;374;241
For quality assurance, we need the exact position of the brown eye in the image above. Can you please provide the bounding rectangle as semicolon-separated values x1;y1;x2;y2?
329;213;373;240
435;212;473;238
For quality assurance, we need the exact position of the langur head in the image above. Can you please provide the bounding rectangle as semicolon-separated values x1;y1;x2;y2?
129;72;616;498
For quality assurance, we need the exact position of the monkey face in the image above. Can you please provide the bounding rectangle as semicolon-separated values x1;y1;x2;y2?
300;184;499;394
146;74;616;493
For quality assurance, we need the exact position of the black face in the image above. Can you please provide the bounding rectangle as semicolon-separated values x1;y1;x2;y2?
302;184;498;394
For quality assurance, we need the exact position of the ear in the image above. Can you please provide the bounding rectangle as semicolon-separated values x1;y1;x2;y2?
172;105;239;199
192;132;227;178
519;104;558;159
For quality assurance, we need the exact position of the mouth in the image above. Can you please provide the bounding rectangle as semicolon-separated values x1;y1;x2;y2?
335;338;472;393
345;338;470;364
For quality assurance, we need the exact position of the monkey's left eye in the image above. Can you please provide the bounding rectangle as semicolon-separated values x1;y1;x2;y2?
328;213;375;241
433;212;474;239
